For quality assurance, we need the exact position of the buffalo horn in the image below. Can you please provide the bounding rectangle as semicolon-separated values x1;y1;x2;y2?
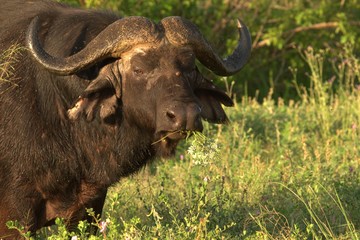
26;16;161;75
161;17;251;76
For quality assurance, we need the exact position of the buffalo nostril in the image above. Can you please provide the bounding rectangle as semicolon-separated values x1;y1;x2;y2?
166;110;176;120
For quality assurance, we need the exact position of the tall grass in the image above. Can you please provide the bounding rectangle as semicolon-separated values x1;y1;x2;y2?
0;44;22;93
6;46;360;239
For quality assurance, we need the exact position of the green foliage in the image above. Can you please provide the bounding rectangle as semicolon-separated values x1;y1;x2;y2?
6;220;32;239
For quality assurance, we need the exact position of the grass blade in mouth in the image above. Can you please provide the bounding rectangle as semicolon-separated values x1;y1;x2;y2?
151;130;189;145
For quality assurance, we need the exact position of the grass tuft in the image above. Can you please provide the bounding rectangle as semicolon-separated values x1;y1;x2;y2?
0;44;23;94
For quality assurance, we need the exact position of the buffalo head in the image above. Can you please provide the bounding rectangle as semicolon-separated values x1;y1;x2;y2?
27;16;251;157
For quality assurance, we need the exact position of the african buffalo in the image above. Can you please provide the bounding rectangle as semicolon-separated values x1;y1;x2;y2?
0;0;251;237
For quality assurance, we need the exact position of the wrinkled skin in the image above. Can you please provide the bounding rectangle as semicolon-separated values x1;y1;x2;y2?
0;0;249;238
65;42;234;157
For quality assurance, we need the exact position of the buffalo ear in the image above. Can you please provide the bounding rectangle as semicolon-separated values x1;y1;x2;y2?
67;63;122;124
67;90;120;124
194;78;234;124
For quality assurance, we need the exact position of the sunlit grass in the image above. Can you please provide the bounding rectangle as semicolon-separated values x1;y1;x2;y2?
5;46;360;239
0;44;22;94
94;47;358;239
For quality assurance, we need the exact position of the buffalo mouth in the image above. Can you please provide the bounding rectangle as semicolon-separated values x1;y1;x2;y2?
153;130;189;157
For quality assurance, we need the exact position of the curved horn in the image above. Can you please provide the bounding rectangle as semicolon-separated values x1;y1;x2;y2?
160;17;252;76
26;16;161;75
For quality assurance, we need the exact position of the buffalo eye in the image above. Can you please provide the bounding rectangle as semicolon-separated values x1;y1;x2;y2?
177;53;195;71
133;67;144;75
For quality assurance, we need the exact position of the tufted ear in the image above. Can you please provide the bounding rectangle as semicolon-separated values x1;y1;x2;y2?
67;62;122;124
194;77;233;124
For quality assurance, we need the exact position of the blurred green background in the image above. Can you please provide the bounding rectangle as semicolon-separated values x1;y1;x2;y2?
58;0;360;101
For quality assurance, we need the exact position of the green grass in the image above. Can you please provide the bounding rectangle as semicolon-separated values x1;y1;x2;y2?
7;47;360;239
